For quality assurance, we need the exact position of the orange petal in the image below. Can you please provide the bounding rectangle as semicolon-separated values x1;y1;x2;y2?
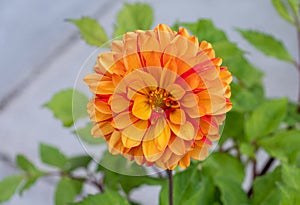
122;120;148;141
132;96;152;120
168;136;186;155
112;111;138;129
168;121;195;140
180;93;199;108
121;134;141;148
167;84;185;100
169;109;186;125
142;139;163;162
179;153;191;169
154;123;171;151
111;94;130;113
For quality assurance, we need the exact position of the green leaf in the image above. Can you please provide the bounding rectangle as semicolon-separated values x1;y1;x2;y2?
237;29;293;62
221;111;245;144
181;19;228;43
55;177;83;205
44;89;88;127
16;154;39;173
71;190;131;205
68;17;109;47
239;143;255;158
284;102;300;127
287;0;299;17
230;83;262;112
277;164;300;204
258;130;300;164
214;41;244;62
252;167;282;205
245;98;288;141
113;3;153;37
65;155;92;172
40;143;67;169
160;165;215;205
0;175;24;202
228;57;263;88
74;122;105;145
202;152;245;184
272;0;294;24
16;155;46;194
215;176;249;205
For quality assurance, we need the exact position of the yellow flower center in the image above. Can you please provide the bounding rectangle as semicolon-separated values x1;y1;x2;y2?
148;87;178;112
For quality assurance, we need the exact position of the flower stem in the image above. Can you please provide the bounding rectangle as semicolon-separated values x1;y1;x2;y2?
167;169;173;205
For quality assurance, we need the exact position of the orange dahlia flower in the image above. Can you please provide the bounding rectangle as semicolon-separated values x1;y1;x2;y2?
84;24;232;170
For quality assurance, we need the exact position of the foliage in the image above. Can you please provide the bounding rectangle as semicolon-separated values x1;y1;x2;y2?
1;1;300;205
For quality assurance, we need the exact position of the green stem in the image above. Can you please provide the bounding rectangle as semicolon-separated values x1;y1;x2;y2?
167;170;173;205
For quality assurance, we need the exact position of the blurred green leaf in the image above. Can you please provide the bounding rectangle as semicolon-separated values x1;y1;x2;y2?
214;41;244;62
239;143;256;158
237;29;293;62
0;175;23;202
181;19;228;43
231;83;262;112
17;154;40;174
113;3;153;37
202;153;245;184
245;98;288;141
284;102;300;127
55;177;83;205
160;165;215;205
272;0;294;24
287;0;299;17
229;57;263;88
258;130;300;164
278;164;300;204
65;155;92;172
68;17;109;47
40;143;67;169
221;111;245;144
252;167;282;205
71;190;131;205
75;122;105;145
215;176;249;205
16;155;46;194
44;89;88;127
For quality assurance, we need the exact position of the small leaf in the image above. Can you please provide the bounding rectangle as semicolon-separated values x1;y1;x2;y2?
71;190;131;205
272;0;294;24
55;177;83;205
245;98;288;141
0;175;24;202
65;155;92;172
40;143;67;169
44;89;88;127
221;111;245;144
16;155;39;173
237;29;293;62
113;3;153;37
252;167;282;205
74;122;105;145
68;17;109;47
181;19;228;43
258;130;300;164
16;155;46;195
284;102;300;127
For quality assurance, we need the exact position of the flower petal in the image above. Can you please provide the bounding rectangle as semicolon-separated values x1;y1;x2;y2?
132;96;152;120
169;109;186;125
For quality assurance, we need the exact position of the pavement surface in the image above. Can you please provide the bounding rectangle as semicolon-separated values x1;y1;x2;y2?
0;0;297;204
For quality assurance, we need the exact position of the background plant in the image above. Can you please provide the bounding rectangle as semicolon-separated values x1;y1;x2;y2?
0;1;300;205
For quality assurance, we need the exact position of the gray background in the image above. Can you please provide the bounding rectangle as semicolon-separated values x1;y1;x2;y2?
0;0;297;204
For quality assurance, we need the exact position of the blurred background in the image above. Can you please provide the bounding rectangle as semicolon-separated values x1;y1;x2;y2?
0;0;297;204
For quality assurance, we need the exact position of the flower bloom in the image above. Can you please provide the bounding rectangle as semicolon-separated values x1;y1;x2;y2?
84;24;232;170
